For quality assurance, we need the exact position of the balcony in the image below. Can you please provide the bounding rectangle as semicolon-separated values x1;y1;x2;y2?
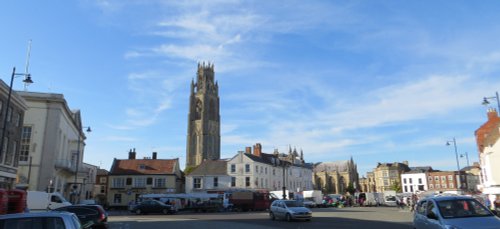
55;159;76;173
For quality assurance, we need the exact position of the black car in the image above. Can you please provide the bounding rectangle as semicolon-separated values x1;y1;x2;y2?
53;204;108;229
131;200;175;215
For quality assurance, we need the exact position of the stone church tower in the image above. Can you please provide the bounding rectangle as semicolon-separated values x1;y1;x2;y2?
186;62;221;168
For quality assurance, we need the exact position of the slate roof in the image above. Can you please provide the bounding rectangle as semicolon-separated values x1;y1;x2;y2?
109;158;178;175
313;161;350;173
189;160;228;176
244;152;277;165
405;166;434;173
96;168;109;176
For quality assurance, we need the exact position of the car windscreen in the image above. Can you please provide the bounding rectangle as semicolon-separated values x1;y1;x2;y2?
437;199;493;219
284;201;304;207
0;217;65;229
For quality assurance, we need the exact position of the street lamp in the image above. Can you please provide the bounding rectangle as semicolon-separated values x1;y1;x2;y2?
281;160;288;200
446;138;462;189
460;152;470;168
482;91;500;113
0;67;33;165
73;126;91;203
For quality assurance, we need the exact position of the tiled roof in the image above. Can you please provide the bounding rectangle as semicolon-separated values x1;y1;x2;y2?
189;160;228;175
475;109;500;153
109;158;178;175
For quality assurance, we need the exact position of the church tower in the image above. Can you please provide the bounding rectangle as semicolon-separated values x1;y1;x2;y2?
186;62;221;168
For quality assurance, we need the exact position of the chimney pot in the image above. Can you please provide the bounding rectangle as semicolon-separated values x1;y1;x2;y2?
245;147;252;154
253;143;262;157
153;152;157;160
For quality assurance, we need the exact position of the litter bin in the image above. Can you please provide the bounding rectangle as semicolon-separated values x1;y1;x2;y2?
7;189;27;214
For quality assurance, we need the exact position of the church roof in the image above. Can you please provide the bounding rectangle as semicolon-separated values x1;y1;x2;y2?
313;161;350;173
189;160;228;176
109;158;178;175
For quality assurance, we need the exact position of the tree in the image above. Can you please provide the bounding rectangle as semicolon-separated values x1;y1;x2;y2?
184;166;197;175
345;184;356;195
391;180;402;193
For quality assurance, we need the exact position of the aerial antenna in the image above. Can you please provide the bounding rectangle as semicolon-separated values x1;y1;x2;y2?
24;39;32;91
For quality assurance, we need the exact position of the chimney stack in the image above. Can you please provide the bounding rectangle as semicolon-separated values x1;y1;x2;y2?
245;147;252;154
253;143;262;157
487;108;499;120
128;148;136;160
152;152;157;160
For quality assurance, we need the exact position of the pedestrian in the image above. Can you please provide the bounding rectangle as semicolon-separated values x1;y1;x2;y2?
485;197;492;210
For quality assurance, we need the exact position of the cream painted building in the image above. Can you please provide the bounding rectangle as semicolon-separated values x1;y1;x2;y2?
185;159;231;193
475;108;500;206
225;144;313;194
373;161;410;192
16;91;91;203
0;80;28;189
107;150;183;209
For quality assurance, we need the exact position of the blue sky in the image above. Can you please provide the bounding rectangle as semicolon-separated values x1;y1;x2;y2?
2;0;500;176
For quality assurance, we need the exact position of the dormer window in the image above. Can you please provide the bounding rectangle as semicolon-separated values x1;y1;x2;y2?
139;164;146;170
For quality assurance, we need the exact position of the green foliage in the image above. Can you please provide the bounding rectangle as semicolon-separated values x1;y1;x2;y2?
184;166;196;175
346;184;356;195
391;180;402;193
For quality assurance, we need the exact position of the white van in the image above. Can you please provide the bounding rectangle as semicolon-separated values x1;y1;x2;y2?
27;191;71;211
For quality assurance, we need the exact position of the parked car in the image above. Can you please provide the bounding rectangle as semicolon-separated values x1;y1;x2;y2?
53;204;108;229
0;212;82;229
79;199;97;205
269;200;312;222
413;195;500;229
302;198;317;208
131;199;175;215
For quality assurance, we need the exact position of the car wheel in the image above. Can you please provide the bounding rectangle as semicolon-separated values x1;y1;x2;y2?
270;212;275;220
285;213;292;222
163;209;169;214
135;209;141;215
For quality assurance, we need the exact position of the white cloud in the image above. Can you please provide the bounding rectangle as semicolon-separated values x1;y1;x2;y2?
102;136;138;142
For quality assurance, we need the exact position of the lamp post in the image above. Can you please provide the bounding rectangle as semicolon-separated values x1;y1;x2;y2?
73;126;91;204
0;67;33;167
282;161;288;200
446;138;462;189
482;91;500;113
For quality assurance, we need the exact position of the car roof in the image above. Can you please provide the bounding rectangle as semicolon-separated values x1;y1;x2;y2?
421;195;474;202
0;212;76;219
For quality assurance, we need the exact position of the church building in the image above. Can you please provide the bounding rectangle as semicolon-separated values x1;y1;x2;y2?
186;63;221;168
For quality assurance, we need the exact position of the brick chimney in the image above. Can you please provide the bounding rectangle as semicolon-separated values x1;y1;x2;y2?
152;152;157;160
253;143;262;157
128;148;136;160
487;108;498;120
245;147;252;154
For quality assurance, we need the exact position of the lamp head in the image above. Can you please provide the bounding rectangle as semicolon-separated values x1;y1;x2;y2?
23;75;33;84
85;127;92;132
482;97;490;106
446;142;450;146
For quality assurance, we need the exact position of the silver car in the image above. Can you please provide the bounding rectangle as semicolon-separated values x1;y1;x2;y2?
269;200;312;222
413;195;500;229
0;212;83;229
